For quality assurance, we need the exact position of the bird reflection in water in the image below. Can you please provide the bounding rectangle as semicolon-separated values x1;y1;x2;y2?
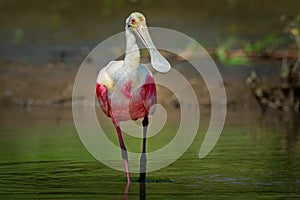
123;182;146;200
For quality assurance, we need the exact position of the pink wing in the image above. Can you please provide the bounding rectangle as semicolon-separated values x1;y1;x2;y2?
129;75;157;120
96;61;157;121
96;83;111;118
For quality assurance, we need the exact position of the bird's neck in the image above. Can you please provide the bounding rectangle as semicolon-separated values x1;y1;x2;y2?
124;29;140;70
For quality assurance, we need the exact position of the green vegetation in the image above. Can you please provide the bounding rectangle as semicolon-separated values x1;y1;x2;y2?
215;38;249;66
12;28;24;46
215;34;282;66
283;14;300;70
247;15;300;113
244;34;281;53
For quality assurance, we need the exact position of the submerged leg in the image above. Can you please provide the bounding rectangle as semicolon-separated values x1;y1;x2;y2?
139;181;146;200
124;182;130;200
139;116;148;182
112;119;131;182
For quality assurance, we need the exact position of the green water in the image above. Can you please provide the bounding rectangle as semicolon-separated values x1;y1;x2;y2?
0;107;299;199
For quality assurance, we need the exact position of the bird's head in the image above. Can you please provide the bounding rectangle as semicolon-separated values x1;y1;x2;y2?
125;12;171;73
126;12;146;29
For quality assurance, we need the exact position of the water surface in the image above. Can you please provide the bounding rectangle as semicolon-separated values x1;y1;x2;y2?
0;106;299;199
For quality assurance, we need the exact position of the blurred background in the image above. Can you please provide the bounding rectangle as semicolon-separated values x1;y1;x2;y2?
0;0;300;199
0;0;300;110
0;0;299;64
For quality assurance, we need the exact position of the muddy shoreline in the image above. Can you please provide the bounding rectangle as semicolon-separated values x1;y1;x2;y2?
0;62;259;110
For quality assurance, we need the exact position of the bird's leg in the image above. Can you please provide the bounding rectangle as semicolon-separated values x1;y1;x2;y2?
139;116;148;182
112;119;131;183
124;182;130;200
116;126;131;182
139;181;146;200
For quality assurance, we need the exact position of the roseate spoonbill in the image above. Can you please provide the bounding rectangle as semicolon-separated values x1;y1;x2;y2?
96;12;171;182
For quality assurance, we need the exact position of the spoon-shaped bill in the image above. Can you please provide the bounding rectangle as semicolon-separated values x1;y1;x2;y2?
134;25;171;73
149;48;171;73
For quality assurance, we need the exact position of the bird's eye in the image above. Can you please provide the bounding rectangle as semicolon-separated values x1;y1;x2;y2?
131;18;136;24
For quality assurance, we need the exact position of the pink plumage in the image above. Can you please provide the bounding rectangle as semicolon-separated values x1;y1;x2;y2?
95;12;170;183
96;75;156;121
